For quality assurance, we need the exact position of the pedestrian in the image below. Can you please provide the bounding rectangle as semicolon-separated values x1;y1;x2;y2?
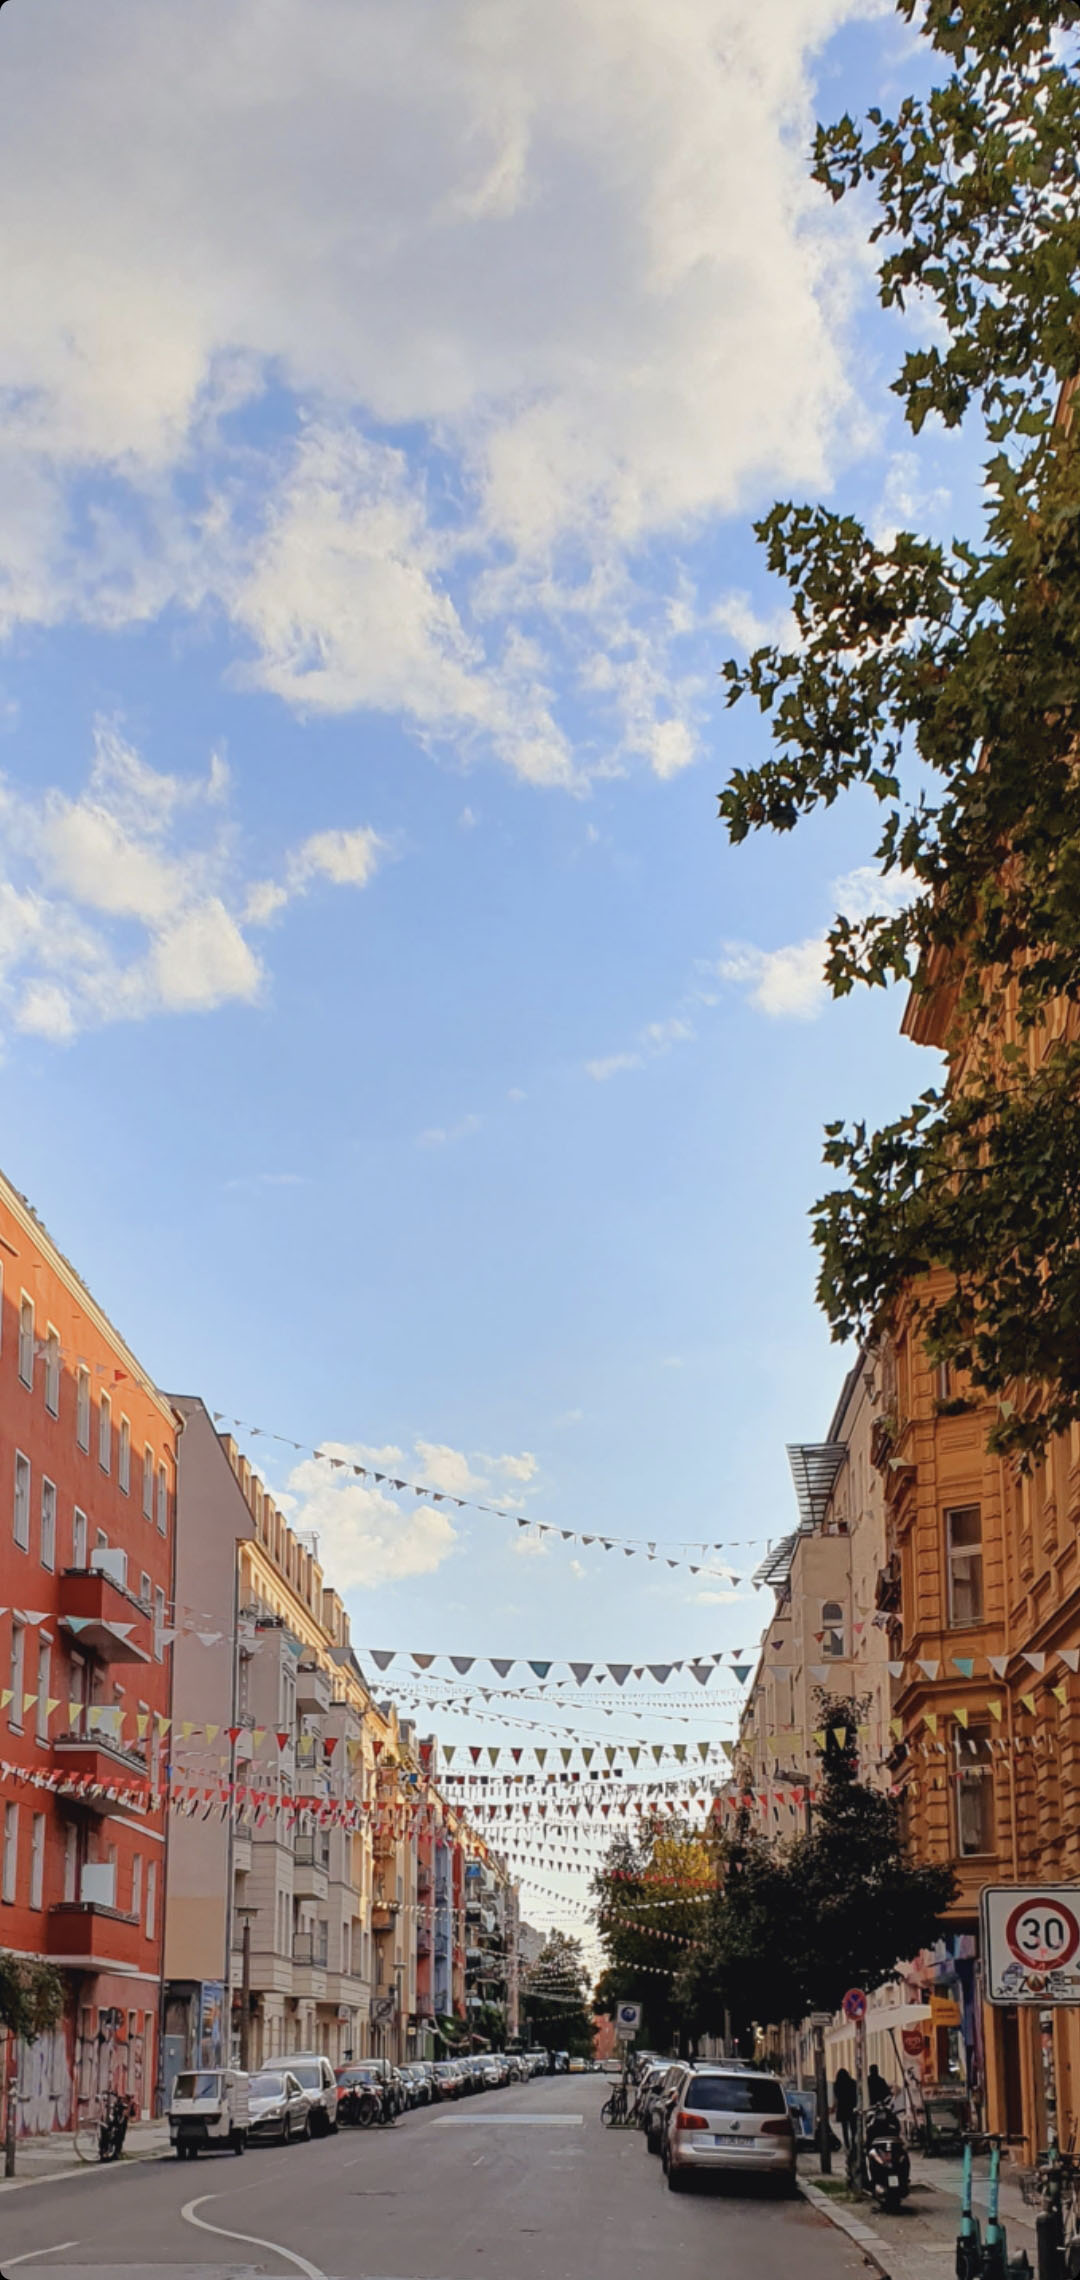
833;2065;856;2151
867;2064;891;2109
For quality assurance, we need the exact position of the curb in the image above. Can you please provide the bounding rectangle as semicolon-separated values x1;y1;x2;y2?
799;2177;893;2277
0;2144;170;2195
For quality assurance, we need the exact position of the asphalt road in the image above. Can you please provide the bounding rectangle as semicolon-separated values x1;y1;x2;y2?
0;2073;869;2280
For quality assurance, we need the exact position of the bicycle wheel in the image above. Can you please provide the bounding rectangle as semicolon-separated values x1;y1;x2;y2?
600;2098;615;2125
74;2103;103;2164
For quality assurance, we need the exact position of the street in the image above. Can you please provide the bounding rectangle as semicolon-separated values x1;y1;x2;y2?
0;2074;867;2280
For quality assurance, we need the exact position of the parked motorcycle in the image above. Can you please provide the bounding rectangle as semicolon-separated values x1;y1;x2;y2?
862;2100;911;2213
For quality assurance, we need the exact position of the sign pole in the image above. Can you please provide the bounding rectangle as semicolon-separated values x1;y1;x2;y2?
812;2020;831;2176
855;2012;867;2190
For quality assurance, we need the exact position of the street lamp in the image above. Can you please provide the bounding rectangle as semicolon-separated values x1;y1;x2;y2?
236;1907;258;2074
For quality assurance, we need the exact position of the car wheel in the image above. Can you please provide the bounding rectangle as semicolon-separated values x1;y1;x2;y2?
281;2119;290;2146
776;2172;798;2199
647;2128;661;2156
666;2163;689;2193
301;2113;313;2141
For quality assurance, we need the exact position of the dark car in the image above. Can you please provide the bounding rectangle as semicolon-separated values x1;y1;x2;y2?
432;2060;464;2100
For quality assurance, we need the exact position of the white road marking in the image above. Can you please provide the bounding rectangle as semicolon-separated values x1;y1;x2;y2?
181;2187;328;2278
430;2114;584;2127
4;2245;79;2268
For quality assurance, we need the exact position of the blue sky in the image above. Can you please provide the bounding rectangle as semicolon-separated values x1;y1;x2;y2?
0;0;973;1778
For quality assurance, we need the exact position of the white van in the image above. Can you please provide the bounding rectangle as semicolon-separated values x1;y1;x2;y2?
169;2067;250;2159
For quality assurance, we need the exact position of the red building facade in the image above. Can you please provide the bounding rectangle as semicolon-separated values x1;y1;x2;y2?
0;1174;176;2134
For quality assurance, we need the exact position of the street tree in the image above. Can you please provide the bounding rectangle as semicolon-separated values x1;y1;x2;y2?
0;1952;64;2040
718;0;1080;1463
593;1819;716;2051
521;1929;595;2058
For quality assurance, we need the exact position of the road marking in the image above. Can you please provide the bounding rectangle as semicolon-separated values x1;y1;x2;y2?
181;2188;328;2278
4;2245;79;2268
430;2114;584;2127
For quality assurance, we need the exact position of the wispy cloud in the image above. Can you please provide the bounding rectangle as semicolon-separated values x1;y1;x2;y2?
713;864;917;1022
418;1112;482;1148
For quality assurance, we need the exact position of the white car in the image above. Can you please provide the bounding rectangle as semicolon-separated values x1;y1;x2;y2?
662;2066;796;2194
283;2053;340;2135
247;2069;313;2146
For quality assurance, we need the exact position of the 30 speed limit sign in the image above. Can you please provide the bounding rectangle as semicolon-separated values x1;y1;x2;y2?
982;1886;1080;2003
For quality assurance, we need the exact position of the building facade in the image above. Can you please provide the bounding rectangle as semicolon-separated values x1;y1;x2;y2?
0;1172;176;2136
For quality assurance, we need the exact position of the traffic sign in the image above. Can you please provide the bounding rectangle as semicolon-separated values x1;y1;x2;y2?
615;2001;642;2030
982;1885;1080;2004
841;1988;867;2023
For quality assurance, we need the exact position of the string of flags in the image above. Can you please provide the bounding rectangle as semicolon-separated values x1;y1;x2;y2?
213;1408;760;1580
361;1649;755;1685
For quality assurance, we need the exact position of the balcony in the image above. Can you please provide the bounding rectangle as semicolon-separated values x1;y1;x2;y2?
293;1834;329;1902
417;1926;432;1957
292;1929;328;1999
58;1568;151;1663
53;1731;149;1813
46;1899;139;1966
232;1832;252;1875
371;1902;399;1935
296;1662;331;1717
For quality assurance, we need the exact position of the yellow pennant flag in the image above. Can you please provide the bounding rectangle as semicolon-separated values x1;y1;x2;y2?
156;1714;171;1735
181;1721;195;1740
813;1729;827;1748
924;1712;938;1736
136;1713;149;1738
890;1717;903;1740
955;1706;969;1729
67;1699;82;1725
253;1728;266;1747
1052;1684;1068;1707
987;1698;1004;1721
0;1690;12;1711
22;1692;37;1715
45;1698;60;1719
1021;1693;1037;1715
205;1725;220;1744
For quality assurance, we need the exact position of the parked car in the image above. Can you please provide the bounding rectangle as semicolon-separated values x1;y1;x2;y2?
433;2059;465;2099
247;2069;312;2146
169;2067;250;2159
347;2056;406;2117
401;2065;431;2107
661;2066;796;2194
283;2053;339;2136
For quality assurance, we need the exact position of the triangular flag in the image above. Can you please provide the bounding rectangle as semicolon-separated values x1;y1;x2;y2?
917;1659;941;1680
951;1657;975;1679
1023;1652;1046;1674
1060;1650;1080;1674
988;1655;1009;1679
732;1665;751;1685
987;1698;1004;1722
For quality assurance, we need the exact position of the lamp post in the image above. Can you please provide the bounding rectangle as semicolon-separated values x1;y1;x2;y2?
236;1907;258;2074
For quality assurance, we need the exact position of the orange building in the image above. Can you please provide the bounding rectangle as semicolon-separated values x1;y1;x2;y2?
0;1172;176;2137
882;972;1080;2155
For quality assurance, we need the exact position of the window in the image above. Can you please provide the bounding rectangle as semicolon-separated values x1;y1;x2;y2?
29;1813;45;1909
156;1462;168;1535
64;1822;78;1903
76;1367;91;1451
18;1295;33;1388
73;1506;87;1568
98;1392;112;1474
142;1446;154;1520
131;1854;143;1919
44;1327;60;1416
118;1418;131;1495
146;1860;157;1938
35;1641;50;1743
139;1572;151;1610
947;1505;984;1627
40;1477;56;1572
954;1720;995;1856
2;1804;17;1903
9;1624;24;1731
13;1451;30;1550
821;1599;846;1658
154;1586;166;1660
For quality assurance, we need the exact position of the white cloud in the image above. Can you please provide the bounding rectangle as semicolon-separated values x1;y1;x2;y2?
713;863;917;1022
418;1113;482;1148
0;0;870;783
514;1531;549;1559
586;1006;696;1082
691;1586;744;1605
274;1432;543;1591
0;721;382;1042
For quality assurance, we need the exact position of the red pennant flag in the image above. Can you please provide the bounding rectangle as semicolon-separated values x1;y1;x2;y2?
275;1730;290;1750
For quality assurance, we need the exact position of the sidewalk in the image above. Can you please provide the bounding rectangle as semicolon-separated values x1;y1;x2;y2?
0;2116;170;2190
798;2146;1039;2280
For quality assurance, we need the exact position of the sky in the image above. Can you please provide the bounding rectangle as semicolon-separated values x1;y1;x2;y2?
0;0;975;1833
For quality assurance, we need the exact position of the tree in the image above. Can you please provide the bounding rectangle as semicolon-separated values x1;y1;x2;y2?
521;1930;595;2058
718;0;1080;1461
593;1819;718;2052
677;1704;955;2034
0;1953;64;2041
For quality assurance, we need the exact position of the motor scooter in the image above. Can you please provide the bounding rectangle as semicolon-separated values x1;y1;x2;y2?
863;2098;911;2213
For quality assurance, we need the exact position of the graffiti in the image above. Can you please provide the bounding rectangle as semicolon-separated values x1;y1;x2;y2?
16;2027;73;2136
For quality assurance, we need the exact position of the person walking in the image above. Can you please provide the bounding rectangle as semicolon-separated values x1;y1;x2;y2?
833;2065;857;2151
867;2064;891;2109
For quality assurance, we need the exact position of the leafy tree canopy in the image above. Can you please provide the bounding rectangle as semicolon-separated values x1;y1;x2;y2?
593;1819;716;2053
522;1929;595;2057
719;0;1080;1460
0;1952;64;2041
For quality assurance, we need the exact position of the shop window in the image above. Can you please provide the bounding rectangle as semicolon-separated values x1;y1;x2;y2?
954;1719;995;1856
947;1505;983;1627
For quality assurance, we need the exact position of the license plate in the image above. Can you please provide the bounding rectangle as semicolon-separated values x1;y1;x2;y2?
888;2174;900;2187
711;2133;742;2146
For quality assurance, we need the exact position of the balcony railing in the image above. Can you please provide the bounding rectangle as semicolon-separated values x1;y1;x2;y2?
293;1930;329;1968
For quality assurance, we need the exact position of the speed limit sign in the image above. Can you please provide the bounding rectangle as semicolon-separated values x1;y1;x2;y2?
982;1886;1080;2003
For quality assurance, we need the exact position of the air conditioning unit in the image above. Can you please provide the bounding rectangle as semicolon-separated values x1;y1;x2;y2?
90;1546;127;1590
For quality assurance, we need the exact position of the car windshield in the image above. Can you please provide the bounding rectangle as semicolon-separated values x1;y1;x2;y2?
289;2064;322;2088
250;2075;285;2099
683;2077;788;2114
173;2074;221;2102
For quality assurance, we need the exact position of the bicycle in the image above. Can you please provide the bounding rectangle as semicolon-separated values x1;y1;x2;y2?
601;2079;629;2126
1018;2138;1080;2277
74;2089;136;2164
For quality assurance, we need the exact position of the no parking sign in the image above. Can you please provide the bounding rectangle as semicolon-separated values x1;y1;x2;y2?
982;1886;1080;2003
